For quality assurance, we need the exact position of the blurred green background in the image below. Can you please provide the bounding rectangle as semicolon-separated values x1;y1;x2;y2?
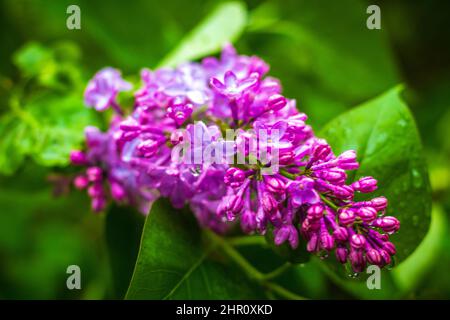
0;0;449;299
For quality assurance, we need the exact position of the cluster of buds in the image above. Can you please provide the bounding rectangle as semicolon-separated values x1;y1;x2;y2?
69;44;400;272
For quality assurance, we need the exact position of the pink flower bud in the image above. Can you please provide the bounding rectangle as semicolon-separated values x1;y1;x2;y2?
338;208;356;226
337;150;359;170
86;166;103;182
91;196;106;212
352;176;378;193
350;234;366;249
70;150;88;165
382;241;396;255
73;175;89;190
88;183;104;198
224;168;247;188
333;227;349;242
241;210;257;234
307;204;324;220
358;207;378;223
267;94;287;111
335;247;349;264
366;249;382;265
264;176;286;194
370;196;388;211
110;181;126;201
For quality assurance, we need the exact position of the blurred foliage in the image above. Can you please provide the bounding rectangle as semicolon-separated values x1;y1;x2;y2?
0;0;449;299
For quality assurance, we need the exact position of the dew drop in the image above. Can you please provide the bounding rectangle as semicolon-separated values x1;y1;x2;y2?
318;250;329;260
397;119;407;127
411;169;423;188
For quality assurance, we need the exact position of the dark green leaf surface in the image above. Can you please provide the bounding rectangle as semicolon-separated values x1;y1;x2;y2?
320;86;432;262
126;199;261;299
106;205;144;298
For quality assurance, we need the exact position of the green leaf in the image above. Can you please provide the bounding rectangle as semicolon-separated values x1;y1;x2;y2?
13;42;53;77
157;2;247;68
392;204;447;295
29;94;100;166
105;205;145;298
126;199;261;299
249;0;398;102
0;94;100;175
0;165;105;299
320;86;432;263
0;114;34;175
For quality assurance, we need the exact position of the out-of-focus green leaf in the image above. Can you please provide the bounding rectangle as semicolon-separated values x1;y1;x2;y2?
0;166;106;299
393;204;447;295
13;42;53;77
13;42;83;91
250;0;399;102
0;94;100;174
105;205;145;298
126;199;261;299
320;86;431;263
0;114;33;174
0;41;100;174
158;2;247;68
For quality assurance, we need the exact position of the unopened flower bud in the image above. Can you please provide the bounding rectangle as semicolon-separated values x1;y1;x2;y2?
337;150;359;170
86;166;103;182
352;176;378;193
264;176;286;194
366;248;382;265
224;168;247;188
335;247;349;264
73;175;89;190
370;196;388;211
333;227;349;242
307;204;324;220
338;208;356;226
267;94;287;111
350;234;366;249
358;207;378;223
70;150;88;165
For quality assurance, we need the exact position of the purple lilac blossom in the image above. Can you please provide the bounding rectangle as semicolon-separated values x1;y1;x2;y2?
70;44;400;272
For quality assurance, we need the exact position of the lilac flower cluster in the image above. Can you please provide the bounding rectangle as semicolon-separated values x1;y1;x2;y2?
71;44;400;272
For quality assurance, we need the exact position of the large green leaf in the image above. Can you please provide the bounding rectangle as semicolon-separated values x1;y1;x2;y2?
125;199;261;299
157;2;247;68
320;86;432;262
105;205;145;298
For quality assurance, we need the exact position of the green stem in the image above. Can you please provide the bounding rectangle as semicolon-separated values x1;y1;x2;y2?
263;282;307;300
320;193;339;211
206;231;264;281
227;235;268;247
261;262;292;280
279;169;297;180
205;231;308;300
